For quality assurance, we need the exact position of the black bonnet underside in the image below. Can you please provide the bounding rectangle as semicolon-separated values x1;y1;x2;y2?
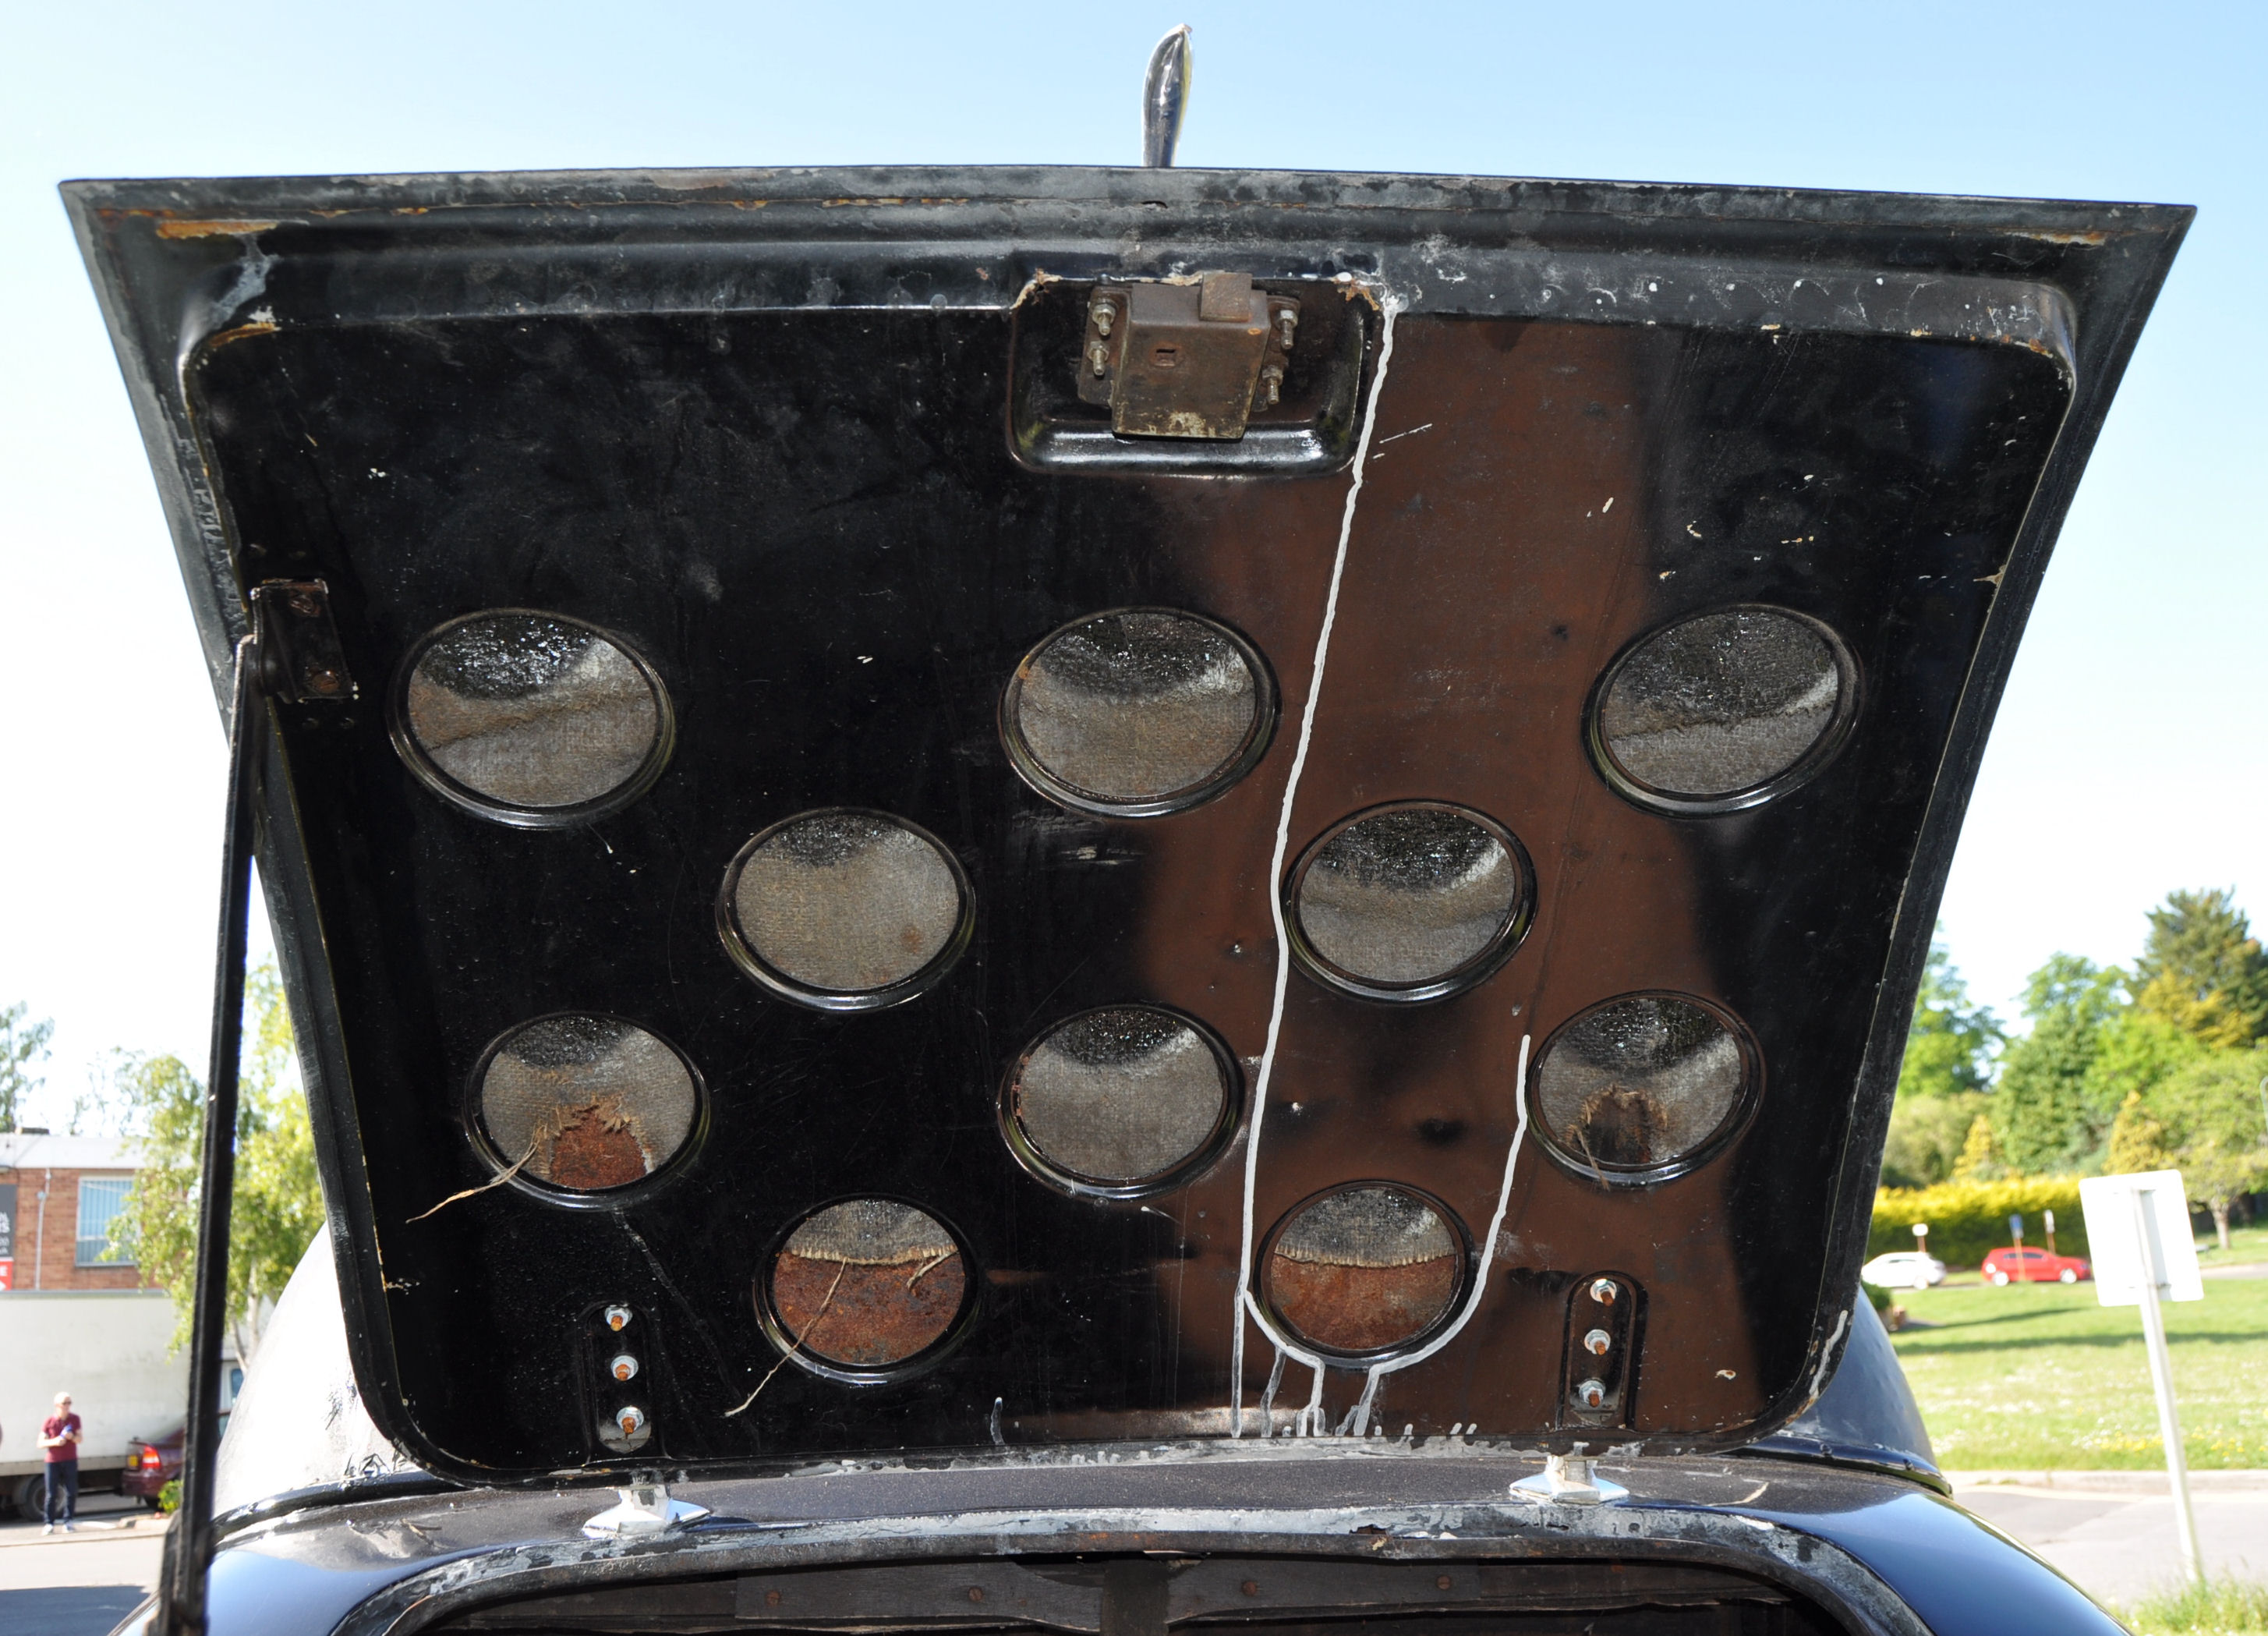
69;168;2184;1482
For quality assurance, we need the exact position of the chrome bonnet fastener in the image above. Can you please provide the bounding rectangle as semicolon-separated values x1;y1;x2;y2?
582;1482;711;1539
1511;1454;1629;1507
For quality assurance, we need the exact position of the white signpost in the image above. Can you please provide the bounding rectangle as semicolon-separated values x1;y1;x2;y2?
2079;1170;2206;1585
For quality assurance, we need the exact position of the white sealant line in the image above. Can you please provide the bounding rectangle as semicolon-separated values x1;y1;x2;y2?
1809;1308;1851;1404
1230;297;1402;1439
1346;1032;1531;1437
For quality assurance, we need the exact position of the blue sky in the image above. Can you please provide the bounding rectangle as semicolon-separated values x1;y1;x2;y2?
2;1;2260;1118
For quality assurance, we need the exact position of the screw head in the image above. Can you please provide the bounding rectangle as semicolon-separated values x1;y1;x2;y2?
303;664;342;696
1589;1277;1619;1305
1574;1379;1608;1410
1583;1327;1613;1356
603;1305;633;1332
609;1353;639;1382
615;1405;646;1437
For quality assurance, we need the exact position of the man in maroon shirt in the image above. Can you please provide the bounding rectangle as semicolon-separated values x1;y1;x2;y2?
38;1390;81;1533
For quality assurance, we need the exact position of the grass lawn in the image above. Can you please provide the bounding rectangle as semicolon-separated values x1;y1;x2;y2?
2195;1220;2268;1266
1888;1241;2268;1469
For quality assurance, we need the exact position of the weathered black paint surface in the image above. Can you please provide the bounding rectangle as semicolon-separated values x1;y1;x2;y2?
188;300;2064;1477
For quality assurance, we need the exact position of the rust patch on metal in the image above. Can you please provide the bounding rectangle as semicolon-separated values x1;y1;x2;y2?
204;323;280;352
1268;1255;1459;1353
1264;1185;1463;1353
154;218;281;240
546;1103;652;1190
771;1200;964;1367
1571;1084;1669;1167
2011;229;2109;246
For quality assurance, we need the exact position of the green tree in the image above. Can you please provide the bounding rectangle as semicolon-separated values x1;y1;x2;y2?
103;1051;204;1312
2147;1049;2268;1250
1896;938;2004;1102
2084;1011;2207;1124
1951;1111;2003;1181
106;962;326;1361
1881;1092;1987;1189
1993;955;2128;1174
1;1001;55;1131
1881;938;2001;1186
2107;1090;2174;1176
2133;888;2268;1049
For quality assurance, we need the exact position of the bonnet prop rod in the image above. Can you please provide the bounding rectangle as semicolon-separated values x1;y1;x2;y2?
157;581;352;1636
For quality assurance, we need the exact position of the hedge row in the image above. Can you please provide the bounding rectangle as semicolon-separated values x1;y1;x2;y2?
1870;1177;2089;1268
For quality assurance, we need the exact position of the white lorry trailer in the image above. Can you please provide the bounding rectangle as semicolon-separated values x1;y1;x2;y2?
0;1289;212;1516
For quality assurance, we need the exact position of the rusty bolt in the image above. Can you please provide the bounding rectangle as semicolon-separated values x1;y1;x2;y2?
615;1405;646;1438
1090;299;1117;337
1260;365;1284;406
609;1353;639;1382
303;664;342;696
1276;308;1298;350
285;589;321;617
1241;1581;1259;1596
603;1305;633;1331
1088;342;1110;377
1589;1278;1619;1305
967;1588;985;1604
1435;1576;1452;1591
1583;1328;1612;1356
766;1591;781;1607
1574;1379;1608;1410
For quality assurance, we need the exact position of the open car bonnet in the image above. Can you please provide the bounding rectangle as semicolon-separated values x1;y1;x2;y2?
68;161;2182;1490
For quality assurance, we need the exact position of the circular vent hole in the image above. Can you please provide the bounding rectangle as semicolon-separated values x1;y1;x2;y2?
1262;1184;1467;1358
1007;1006;1236;1194
475;1015;701;1195
1003;607;1276;818
1593;607;1852;810
396;610;672;824
1534;993;1756;1181
1288;803;1531;1002
766;1199;969;1372
720;810;971;1011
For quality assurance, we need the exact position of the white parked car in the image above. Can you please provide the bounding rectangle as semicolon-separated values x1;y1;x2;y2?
1863;1251;1948;1290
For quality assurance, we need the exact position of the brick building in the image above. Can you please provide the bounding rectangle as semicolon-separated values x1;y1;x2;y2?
0;1132;156;1293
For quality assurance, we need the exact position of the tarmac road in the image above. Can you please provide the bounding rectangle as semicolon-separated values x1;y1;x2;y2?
1952;1469;2268;1606
0;1493;162;1636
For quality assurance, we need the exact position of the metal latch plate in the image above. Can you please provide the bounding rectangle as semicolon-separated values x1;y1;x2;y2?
1079;272;1299;441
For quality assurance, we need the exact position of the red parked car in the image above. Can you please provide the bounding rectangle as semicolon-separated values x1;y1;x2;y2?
1983;1246;2092;1285
120;1425;182;1507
